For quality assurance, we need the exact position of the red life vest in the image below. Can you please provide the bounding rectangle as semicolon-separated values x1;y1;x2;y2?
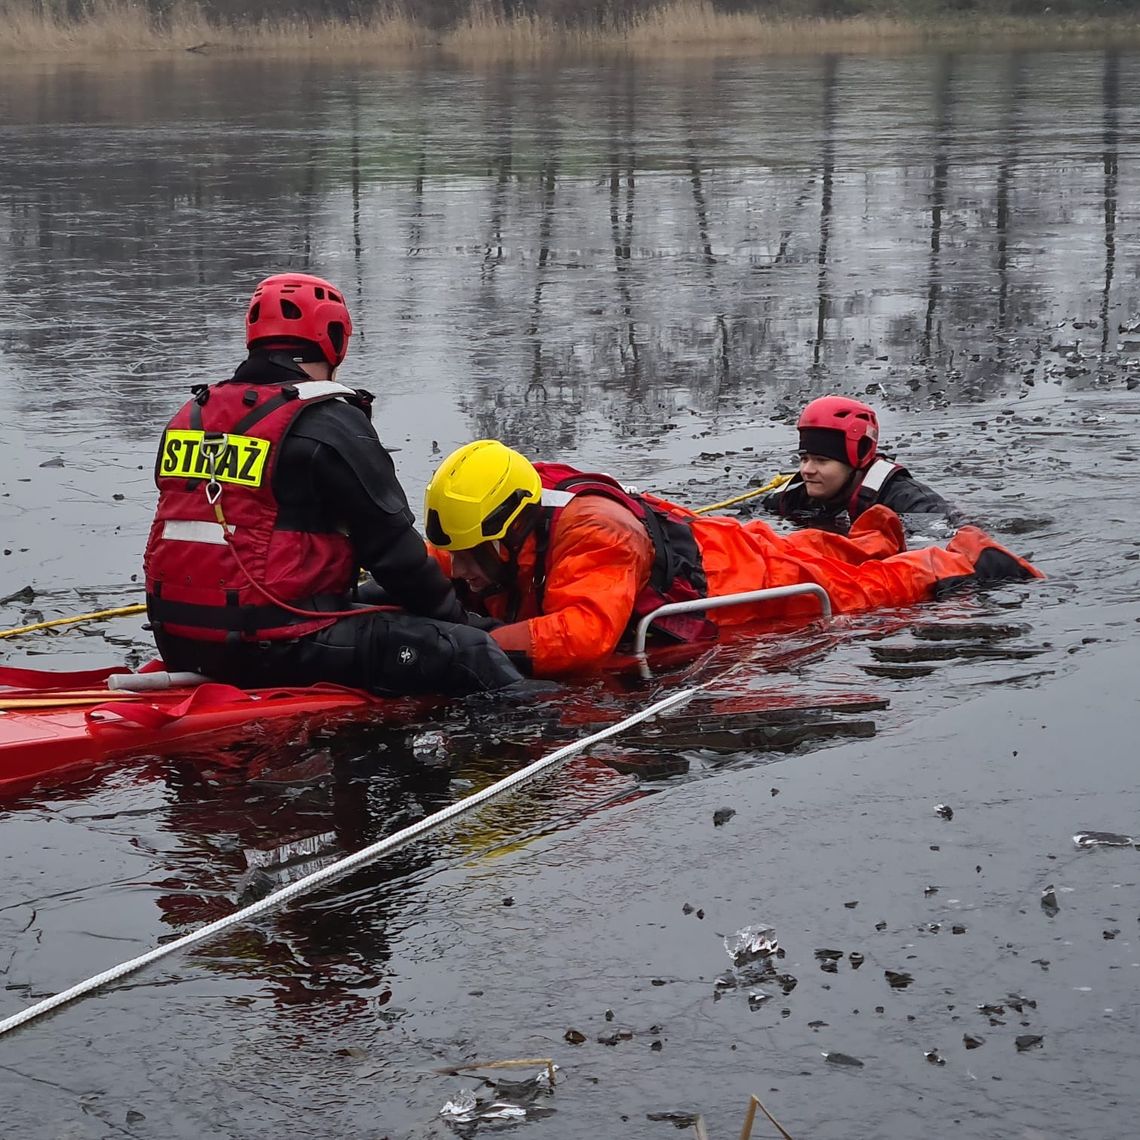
530;463;716;645
144;378;367;643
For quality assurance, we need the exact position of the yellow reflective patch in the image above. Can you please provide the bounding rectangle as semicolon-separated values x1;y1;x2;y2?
158;430;271;488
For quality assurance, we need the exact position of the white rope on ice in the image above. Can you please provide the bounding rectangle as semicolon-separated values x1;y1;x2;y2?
0;685;700;1038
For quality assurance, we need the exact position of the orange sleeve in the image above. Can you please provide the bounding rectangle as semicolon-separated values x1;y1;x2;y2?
493;496;654;677
427;545;453;576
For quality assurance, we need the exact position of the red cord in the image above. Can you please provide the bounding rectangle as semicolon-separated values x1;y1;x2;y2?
223;529;396;621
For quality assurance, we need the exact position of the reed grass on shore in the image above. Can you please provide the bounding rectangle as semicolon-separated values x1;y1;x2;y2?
442;2;989;58
0;0;1136;59
0;0;427;55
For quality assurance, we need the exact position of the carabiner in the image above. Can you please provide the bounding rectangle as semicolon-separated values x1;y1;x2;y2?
199;432;228;505
200;432;229;466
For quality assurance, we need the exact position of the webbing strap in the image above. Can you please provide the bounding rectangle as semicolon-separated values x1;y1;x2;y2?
0;664;132;690
85;682;254;729
146;593;348;633
84;681;379;730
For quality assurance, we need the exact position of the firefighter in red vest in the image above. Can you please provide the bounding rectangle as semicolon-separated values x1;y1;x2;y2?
143;274;524;696
757;396;959;531
423;440;1041;679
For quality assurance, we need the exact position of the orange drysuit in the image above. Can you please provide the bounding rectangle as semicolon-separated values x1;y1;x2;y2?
435;493;1040;678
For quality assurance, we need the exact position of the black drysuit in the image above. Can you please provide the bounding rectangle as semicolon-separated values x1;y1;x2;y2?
152;353;523;696
757;459;960;534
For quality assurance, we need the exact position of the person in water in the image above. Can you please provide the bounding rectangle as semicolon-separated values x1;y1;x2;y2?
143;272;524;696
757;396;958;531
422;439;1041;679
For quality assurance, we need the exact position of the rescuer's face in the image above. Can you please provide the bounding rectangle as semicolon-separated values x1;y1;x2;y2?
450;541;510;595
799;453;853;501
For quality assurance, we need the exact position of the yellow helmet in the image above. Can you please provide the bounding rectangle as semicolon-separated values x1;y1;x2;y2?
424;440;542;551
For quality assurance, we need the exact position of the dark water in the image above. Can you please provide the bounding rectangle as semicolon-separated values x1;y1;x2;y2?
0;48;1139;1139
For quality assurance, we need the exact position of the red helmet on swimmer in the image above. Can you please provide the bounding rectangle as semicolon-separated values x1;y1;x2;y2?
245;273;353;368
797;396;879;470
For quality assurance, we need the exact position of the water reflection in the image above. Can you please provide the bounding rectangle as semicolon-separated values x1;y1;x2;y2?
1101;50;1119;354
153;750;452;1026
102;686;645;1013
921;53;953;369
2;51;1138;467
3;46;1140;1140
993;53;1024;345
814;54;837;370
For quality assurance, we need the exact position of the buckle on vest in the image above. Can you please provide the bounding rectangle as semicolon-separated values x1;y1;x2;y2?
200;432;228;460
200;432;228;505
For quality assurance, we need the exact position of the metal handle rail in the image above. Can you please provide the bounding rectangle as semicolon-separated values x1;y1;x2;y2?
633;583;833;659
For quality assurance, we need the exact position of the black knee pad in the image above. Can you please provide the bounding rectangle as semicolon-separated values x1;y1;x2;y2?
444;623;527;693
162;614;525;697
356;614;523;697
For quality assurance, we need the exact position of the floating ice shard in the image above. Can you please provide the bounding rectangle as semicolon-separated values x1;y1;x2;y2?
748;989;773;1010
440;1089;478;1120
822;1051;864;1068
1073;831;1134;848
244;831;337;870
411;730;447;763
724;923;778;964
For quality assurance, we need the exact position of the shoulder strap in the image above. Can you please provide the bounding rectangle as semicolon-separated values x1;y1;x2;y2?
540;487;575;509
291;380;359;402
849;457;904;517
859;457;904;494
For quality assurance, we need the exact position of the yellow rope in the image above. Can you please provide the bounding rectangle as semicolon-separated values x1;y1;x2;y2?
0;694;136;710
693;473;793;515
0;604;147;640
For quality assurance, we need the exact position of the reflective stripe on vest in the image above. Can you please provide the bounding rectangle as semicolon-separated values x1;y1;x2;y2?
860;457;903;495
540;488;575;509
850;457;905;518
162;519;229;545
291;380;359;402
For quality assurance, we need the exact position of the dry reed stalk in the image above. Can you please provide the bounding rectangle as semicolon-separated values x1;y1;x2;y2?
231;10;428;54
443;2;1140;62
0;0;212;52
625;4;922;50
442;1;600;57
438;1056;558;1084
0;0;429;55
738;1093;795;1140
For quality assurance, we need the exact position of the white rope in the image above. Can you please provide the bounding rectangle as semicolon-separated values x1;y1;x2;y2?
0;685;700;1037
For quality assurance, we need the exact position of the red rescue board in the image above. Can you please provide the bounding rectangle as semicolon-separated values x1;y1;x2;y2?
0;678;381;793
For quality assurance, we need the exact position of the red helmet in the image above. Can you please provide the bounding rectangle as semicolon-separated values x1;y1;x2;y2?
797;396;879;469
245;273;353;367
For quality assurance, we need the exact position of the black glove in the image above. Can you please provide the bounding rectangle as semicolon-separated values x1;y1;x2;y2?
354;578;391;606
465;611;505;633
504;649;533;677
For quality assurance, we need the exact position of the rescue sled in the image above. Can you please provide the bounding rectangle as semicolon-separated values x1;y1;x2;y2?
0;665;389;794
0;585;836;795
